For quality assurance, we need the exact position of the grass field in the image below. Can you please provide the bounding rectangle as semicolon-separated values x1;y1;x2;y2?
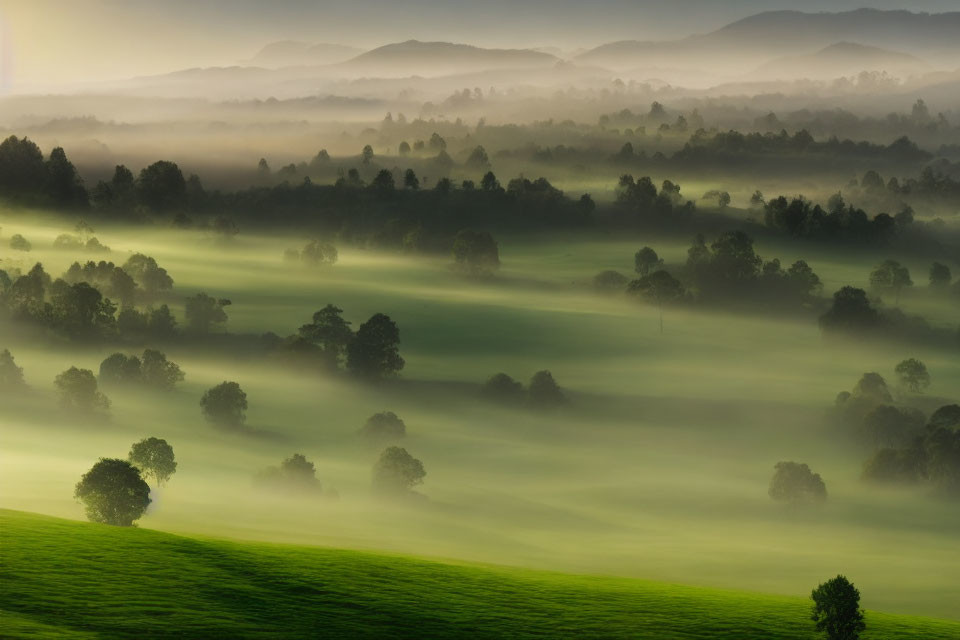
2;212;959;622
2;509;959;639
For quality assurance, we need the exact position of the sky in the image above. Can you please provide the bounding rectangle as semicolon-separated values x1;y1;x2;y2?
2;0;958;88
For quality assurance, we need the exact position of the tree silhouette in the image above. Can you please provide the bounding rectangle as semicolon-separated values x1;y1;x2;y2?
346;314;404;379
810;576;865;640
200;381;247;427
74;458;151;526
372;446;425;495
128;437;177;487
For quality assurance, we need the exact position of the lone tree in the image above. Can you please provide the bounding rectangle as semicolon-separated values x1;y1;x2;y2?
928;262;951;288
528;370;566;408
128;437;177;487
869;259;912;305
55;367;110;413
200;381;247;427
185;293;231;333
346;313;404;379
0;348;26;390
255;453;322;493
810;575;866;640
819;287;880;335
372;446;426;495
894;358;930;394
768;461;827;504
359;411;407;442
633;246;663;276
452;229;500;275
627;269;684;333
481;373;525;404
74;458;151;526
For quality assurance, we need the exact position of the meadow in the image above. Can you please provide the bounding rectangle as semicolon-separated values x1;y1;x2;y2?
2;208;958;625
4;509;960;639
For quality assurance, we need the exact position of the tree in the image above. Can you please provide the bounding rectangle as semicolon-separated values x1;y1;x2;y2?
141;349;184;391
0;349;26;391
819;287;880;335
810;576;866;640
99;353;142;386
480;171;501;192
627;270;684;333
403;168;420;190
74;458;151;526
928;404;960;431
9;234;31;251
359;411;406;442
398;141;411;156
149;304;178;338
466;145;490;169
894;358;929;394
122;254;173;295
371;169;395;193
862;405;924;449
200;381;247;427
428;132;446;150
869;260;912;305
372;446;425;494
46;146;87;207
184;292;231;333
136;160;186;211
298;304;353;369
55;367;110;413
593;270;628;290
528;370;565;408
128;437;177;486
929;262;952;288
452;229;500;275
481;373;525;404
300;240;338;265
633;247;662;275
346;314;404;378
768;461;827;504
361;144;374;164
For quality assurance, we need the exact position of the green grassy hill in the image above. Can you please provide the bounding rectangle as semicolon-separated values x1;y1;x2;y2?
1;510;958;639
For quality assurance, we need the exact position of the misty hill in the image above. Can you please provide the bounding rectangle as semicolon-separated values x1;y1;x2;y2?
750;42;931;82
5;510;960;639
247;41;362;67
340;40;559;76
577;9;960;75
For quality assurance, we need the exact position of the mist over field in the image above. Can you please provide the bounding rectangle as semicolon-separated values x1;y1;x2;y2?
1;2;959;638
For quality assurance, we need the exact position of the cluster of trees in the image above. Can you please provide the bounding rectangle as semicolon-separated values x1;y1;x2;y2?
769;461;827;505
834;366;959;496
284;239;338;266
850;166;960;212
74;437;176;526
269;305;404;379
254;453;325;495
452;229;499;276
481;370;566;408
0;136;87;208
675;129;929;166
99;349;184;391
762;193;914;244
615;175;695;224
819;286;956;345
0;255;179;340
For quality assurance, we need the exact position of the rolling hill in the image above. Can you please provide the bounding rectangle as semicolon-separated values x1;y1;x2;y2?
247;41;363;67
2;509;959;639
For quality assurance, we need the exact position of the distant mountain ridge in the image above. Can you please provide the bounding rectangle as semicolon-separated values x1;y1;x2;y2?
340;40;559;76
247;41;362;67
750;42;932;82
576;9;960;71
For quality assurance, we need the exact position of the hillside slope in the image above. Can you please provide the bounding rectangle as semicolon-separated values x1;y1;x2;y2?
2;510;959;639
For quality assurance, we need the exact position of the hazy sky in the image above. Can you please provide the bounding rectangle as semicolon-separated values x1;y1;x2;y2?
2;0;958;88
